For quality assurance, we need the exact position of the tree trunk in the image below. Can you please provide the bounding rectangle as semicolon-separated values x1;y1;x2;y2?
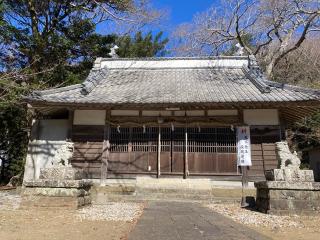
265;60;275;79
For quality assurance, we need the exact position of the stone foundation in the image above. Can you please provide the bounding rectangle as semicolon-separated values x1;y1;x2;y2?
264;169;314;182
255;181;320;215
255;142;320;215
21;167;92;209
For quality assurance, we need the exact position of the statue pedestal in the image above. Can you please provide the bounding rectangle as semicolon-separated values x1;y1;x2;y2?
255;141;320;215
21;167;92;209
255;180;320;215
264;168;315;182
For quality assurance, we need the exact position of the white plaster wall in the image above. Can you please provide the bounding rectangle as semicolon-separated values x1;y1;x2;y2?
73;110;106;125
111;110;139;116
38;119;68;140
23;119;73;181
186;110;205;116
142;110;172;116
243;109;279;125
207;110;238;116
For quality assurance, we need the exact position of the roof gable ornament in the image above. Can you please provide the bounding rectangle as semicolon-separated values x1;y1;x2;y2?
242;65;271;94
81;68;108;95
108;45;119;58
248;55;260;70
243;55;271;94
235;43;244;56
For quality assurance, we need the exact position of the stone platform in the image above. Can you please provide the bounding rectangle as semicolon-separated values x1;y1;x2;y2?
21;167;92;209
255;180;320;215
255;168;320;215
255;142;320;215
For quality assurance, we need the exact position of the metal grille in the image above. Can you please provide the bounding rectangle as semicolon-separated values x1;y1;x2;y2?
132;127;158;152
110;127;158;152
188;127;236;153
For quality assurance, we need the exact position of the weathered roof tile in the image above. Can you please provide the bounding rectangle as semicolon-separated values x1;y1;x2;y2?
26;57;320;106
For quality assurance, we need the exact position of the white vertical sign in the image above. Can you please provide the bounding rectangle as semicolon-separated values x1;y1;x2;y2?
237;126;252;166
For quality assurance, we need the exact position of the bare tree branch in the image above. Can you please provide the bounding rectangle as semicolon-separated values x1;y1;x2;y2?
172;0;320;77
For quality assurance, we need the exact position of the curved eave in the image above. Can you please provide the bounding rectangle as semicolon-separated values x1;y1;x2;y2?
25;99;320;109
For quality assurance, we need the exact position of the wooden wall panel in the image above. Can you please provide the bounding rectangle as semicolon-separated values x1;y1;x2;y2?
70;125;280;178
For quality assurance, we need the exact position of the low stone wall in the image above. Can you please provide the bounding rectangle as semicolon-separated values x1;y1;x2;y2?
21;167;92;209
21;195;91;209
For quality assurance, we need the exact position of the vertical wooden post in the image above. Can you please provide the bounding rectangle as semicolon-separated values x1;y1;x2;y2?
67;109;74;140
237;109;244;175
184;124;188;179
101;110;110;185
238;108;244;124
157;125;161;178
241;165;249;208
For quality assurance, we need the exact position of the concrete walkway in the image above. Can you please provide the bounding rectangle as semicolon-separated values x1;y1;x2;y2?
128;201;271;240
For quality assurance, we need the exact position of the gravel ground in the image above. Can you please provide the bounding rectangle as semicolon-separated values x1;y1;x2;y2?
0;189;143;240
206;203;319;229
0;190;21;210
206;203;320;240
0;190;144;222
77;202;144;222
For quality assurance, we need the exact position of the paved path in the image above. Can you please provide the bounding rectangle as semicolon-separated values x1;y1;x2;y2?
128;201;271;240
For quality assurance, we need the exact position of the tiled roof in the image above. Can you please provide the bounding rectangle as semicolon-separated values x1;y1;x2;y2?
26;56;320;106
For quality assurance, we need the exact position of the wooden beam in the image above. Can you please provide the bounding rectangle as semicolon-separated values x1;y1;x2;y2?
157;125;161;178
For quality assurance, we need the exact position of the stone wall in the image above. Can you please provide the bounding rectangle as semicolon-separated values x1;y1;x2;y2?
21;167;92;209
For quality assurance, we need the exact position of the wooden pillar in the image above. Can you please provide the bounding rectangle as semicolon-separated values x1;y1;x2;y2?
101;110;110;183
237;109;244;175
67;109;74;140
184;124;188;179
238;108;244;124
157;125;161;178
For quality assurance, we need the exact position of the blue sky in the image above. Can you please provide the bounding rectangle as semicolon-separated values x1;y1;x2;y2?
153;0;217;26
95;0;218;54
96;0;217;35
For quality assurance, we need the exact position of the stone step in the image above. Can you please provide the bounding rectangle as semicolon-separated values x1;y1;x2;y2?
91;185;255;203
92;192;243;204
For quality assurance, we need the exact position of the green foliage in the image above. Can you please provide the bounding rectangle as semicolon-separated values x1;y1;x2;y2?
0;1;168;183
116;31;169;57
289;111;320;151
0;104;29;184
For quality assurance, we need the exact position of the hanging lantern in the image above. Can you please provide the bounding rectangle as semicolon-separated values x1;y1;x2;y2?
171;122;175;132
117;124;121;133
143;124;146;134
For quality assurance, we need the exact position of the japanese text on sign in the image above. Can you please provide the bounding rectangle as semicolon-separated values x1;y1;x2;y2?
237;126;252;166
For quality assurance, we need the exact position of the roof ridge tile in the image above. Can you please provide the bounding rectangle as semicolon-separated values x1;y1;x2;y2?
81;68;108;95
241;66;271;93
